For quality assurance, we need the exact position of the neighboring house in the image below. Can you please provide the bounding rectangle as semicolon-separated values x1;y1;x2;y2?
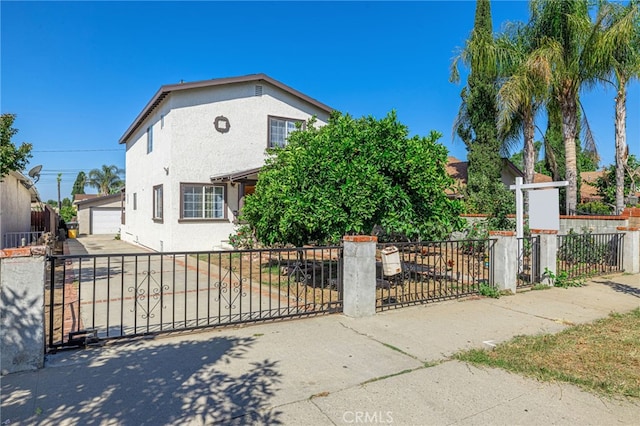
445;156;524;198
580;170;604;203
535;170;603;203
73;194;100;206
119;73;332;252
0;171;40;248
75;193;123;235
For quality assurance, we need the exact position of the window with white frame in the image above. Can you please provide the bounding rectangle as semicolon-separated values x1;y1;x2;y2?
153;185;163;221
181;184;225;219
147;125;153;153
268;116;303;148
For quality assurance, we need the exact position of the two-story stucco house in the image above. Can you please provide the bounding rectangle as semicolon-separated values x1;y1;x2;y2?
119;74;332;252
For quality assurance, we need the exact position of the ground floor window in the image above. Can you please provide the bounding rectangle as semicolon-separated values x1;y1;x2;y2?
181;184;225;219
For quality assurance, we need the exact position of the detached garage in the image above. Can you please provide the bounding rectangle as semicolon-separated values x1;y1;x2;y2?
76;193;123;235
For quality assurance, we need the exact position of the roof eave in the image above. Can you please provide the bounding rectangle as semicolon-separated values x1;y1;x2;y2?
118;74;333;145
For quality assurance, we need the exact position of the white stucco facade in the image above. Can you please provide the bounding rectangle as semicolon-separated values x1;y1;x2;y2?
120;75;331;252
0;171;38;248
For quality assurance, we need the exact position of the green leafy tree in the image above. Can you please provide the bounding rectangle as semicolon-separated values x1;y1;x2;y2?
509;141;544;173
241;112;464;246
0;113;32;178
596;154;640;206
451;0;510;216
59;197;76;222
88;165;124;195
71;171;86;197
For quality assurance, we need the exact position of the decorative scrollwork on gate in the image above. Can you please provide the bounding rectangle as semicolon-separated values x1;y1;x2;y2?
213;266;247;309
128;270;169;319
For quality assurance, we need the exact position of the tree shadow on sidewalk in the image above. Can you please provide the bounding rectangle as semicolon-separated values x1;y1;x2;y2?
591;279;640;298
1;335;282;425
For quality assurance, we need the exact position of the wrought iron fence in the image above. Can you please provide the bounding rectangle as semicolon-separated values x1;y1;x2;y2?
557;233;624;279
517;236;540;287
45;246;342;350
375;239;495;310
2;231;44;249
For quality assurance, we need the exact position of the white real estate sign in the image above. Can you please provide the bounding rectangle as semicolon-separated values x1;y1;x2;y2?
510;177;568;238
528;188;560;231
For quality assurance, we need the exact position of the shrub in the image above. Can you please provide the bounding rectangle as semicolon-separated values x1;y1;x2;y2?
228;224;258;250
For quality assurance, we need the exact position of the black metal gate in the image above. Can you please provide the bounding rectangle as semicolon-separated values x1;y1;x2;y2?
375;239;495;310
517;235;540;287
557;232;624;279
45;246;342;350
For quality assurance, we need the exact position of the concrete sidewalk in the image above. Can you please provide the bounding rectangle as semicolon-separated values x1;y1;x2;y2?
2;269;639;424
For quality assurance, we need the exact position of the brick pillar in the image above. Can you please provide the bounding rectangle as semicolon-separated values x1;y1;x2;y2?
0;246;47;375
488;231;517;294
531;229;558;286
342;235;377;318
617;226;640;274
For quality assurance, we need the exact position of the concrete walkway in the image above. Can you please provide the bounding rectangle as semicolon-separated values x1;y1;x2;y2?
1;238;639;424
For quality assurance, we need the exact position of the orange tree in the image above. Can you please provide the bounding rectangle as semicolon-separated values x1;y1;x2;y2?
241;111;464;247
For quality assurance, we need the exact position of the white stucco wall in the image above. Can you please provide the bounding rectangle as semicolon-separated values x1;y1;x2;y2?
0;172;33;248
122;80;330;252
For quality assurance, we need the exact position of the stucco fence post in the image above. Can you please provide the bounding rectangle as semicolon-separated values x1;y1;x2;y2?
530;229;558;286
617;227;640;274
342;235;377;317
0;246;47;375
488;231;517;294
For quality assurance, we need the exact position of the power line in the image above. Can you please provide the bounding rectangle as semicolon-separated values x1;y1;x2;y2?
32;149;124;153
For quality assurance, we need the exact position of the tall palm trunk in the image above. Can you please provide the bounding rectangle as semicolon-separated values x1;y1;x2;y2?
523;109;536;185
614;84;627;214
522;108;536;211
559;88;579;213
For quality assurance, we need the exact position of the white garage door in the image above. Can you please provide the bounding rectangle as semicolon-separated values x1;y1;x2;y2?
91;208;122;234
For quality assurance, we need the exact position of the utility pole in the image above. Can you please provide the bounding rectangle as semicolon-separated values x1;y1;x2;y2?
57;173;62;212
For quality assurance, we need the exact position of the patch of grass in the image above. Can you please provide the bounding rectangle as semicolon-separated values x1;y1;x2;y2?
544;267;585;288
478;283;501;298
361;368;417;385
531;283;551;291
455;308;640;398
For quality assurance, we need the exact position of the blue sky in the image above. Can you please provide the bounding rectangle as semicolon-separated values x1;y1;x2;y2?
2;1;638;203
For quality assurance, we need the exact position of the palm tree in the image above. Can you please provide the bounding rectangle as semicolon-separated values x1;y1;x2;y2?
590;1;640;213
88;165;124;195
528;0;604;213
496;22;551;188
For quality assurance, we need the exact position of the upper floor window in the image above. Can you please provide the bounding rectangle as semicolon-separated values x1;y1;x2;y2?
153;185;163;221
147;126;153;153
181;184;225;220
268;116;303;148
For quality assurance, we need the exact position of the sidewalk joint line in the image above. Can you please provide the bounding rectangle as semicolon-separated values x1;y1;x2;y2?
337;321;422;362
490;304;572;324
